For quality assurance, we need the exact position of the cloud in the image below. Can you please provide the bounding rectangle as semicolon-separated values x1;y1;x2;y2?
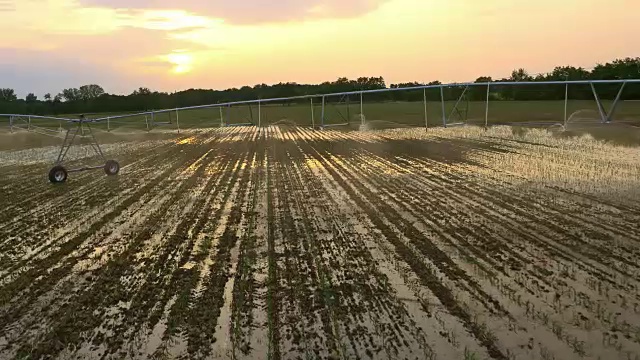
0;0;15;12
0;0;230;96
0;0;394;98
77;0;390;24
0;25;205;97
0;48;121;98
132;10;214;30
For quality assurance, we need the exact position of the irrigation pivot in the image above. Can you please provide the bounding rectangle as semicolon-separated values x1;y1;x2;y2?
49;114;120;183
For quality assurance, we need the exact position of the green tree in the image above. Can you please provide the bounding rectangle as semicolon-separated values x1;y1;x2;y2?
0;88;17;102
591;58;640;99
1;56;639;116
131;87;152;96
61;88;81;102
542;66;591;100
548;66;590;80
79;84;105;100
51;94;63;115
591;58;640;80
26;93;37;102
505;69;534;100
470;77;492;100
510;68;533;82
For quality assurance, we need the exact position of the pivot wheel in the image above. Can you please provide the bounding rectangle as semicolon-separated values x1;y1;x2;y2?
104;160;120;176
48;165;68;183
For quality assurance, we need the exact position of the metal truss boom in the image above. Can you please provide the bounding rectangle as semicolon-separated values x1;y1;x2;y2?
1;79;639;126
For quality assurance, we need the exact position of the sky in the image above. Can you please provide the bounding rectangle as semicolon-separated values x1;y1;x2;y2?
0;0;638;98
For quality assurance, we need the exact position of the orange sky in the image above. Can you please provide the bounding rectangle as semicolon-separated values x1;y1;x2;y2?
0;0;638;97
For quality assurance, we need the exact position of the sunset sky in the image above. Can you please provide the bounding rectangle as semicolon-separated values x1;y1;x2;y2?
0;0;638;97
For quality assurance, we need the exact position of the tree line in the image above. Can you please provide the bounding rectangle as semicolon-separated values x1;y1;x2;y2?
1;57;639;116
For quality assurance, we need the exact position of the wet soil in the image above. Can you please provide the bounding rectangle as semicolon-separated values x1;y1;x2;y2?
1;126;639;360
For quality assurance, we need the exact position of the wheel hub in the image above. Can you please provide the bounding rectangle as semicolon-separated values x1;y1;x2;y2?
54;171;65;182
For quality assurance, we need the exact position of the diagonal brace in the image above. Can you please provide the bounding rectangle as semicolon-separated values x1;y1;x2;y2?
590;82;626;123
447;86;470;123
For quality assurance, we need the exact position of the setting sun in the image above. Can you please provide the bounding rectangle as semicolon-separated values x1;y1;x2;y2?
0;0;638;95
166;51;193;74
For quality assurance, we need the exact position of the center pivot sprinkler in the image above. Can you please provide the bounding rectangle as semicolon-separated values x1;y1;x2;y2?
48;115;120;183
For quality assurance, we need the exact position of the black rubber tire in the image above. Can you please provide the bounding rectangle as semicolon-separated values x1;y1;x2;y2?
48;165;68;183
104;160;120;176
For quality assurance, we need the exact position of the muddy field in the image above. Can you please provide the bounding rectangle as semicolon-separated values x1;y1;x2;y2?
0;125;639;360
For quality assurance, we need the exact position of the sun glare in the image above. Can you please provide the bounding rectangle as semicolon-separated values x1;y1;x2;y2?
166;51;193;74
139;10;212;31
